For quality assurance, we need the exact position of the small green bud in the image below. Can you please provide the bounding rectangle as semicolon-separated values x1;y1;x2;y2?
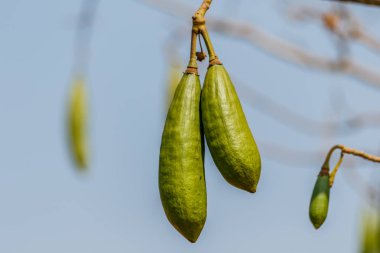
309;173;330;229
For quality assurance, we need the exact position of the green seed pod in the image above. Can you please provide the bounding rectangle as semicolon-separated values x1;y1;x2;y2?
159;73;206;243
68;77;88;169
360;209;380;253
166;63;183;109
309;174;330;229
201;64;261;193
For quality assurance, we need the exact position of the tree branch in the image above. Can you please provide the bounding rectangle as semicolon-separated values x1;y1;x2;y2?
330;145;380;163
73;0;99;75
289;5;380;56
328;0;380;7
208;18;380;89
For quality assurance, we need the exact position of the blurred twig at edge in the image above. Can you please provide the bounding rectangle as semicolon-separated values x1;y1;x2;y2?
329;0;380;7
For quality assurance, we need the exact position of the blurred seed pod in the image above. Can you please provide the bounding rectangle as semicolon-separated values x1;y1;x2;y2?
360;208;380;253
68;76;88;170
166;62;183;109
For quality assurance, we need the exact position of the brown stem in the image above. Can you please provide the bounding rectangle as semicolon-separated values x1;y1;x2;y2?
322;144;380;187
195;0;212;18
186;0;214;73
200;27;219;63
196;2;222;65
324;145;380;167
186;0;222;71
185;31;198;74
329;152;344;187
328;0;380;6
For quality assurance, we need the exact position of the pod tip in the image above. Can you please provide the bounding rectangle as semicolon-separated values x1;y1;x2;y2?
247;184;257;193
310;216;326;230
183;232;200;243
312;222;323;230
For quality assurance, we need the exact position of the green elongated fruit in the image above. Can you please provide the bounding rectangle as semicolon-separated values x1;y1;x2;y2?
166;63;183;109
159;73;206;243
201;64;261;193
309;174;330;229
360;209;380;253
68;76;88;169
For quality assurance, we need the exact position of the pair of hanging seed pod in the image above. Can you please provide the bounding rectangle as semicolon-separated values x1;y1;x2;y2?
159;60;261;242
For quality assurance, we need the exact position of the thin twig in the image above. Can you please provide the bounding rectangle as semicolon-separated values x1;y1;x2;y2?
324;145;380;168
354;29;380;55
329;152;344;186
208;18;380;88
289;5;380;56
258;141;378;169
319;144;380;187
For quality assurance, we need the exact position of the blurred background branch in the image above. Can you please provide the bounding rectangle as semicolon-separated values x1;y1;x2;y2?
329;0;380;7
73;0;100;75
141;0;380;88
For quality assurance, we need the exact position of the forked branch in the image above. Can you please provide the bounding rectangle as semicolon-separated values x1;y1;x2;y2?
186;0;216;73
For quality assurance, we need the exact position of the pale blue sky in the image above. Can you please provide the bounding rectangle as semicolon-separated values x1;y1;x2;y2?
1;0;380;252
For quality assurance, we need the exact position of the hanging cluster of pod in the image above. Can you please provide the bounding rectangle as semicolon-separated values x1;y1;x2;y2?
158;2;261;243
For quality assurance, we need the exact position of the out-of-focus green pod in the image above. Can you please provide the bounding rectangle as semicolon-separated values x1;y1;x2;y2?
68;76;88;169
159;73;206;243
360;209;380;253
166;63;183;109
201;64;261;193
309;174;330;229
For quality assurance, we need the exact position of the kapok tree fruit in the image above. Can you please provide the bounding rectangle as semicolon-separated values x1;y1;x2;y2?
159;73;207;243
68;76;88;169
201;64;261;193
309;173;330;229
166;63;183;109
360;209;380;253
